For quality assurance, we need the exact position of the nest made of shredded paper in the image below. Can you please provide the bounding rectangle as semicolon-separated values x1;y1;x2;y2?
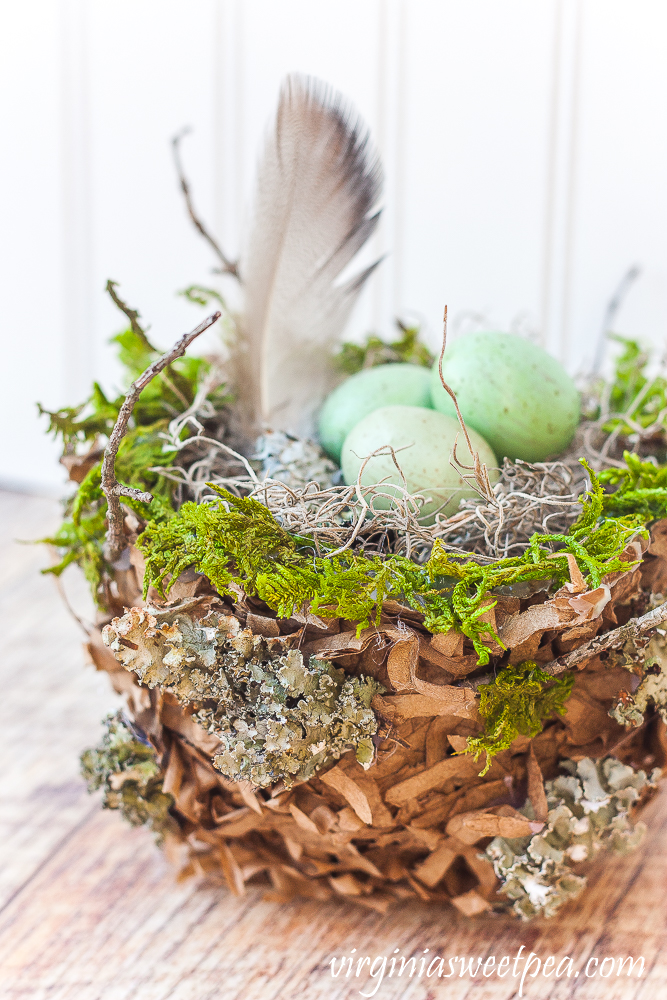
45;304;667;918
79;467;667;917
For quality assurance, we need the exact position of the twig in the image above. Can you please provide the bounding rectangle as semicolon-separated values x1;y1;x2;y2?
457;599;667;692
591;265;641;376
106;280;156;352
106;280;191;409
438;307;475;457
542;599;667;676
172;129;240;279
101;311;221;563
47;545;93;636
438;306;496;504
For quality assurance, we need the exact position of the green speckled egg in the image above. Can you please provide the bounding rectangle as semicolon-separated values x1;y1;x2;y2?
430;331;580;462
341;404;498;522
318;363;432;463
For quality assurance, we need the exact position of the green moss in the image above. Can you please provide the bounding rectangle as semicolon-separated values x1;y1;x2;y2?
81;711;175;841
464;662;575;776
38;325;229;604
607;334;651;412
178;285;226;308
335;322;434;374
40;502;108;596
602;333;667;438
137;463;644;664
39;328;221;449
599;450;667;521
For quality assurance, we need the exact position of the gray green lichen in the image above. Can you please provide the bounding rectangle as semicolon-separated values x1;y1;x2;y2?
80;711;175;840
610;629;667;728
103;607;381;788
486;756;659;920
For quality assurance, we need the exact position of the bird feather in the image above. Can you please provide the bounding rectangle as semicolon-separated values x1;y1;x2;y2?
239;74;383;438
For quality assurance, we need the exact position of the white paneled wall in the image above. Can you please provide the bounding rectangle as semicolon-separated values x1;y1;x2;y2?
2;0;667;491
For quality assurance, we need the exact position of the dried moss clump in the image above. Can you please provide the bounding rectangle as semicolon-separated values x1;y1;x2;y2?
254;430;341;490
80;711;175;840
103;607;381;788
486;756;659;920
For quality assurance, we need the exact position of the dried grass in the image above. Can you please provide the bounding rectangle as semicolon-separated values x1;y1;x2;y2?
150;397;588;564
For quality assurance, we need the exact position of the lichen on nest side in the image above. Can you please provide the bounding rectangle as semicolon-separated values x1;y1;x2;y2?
486;755;660;920
103;606;381;788
609;627;667;728
80;711;176;841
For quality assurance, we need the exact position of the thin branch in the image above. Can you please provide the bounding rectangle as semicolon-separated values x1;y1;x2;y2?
47;545;93;636
172;128;240;279
541;598;667;676
106;280;194;410
101;310;221;563
106;280;157;352
457;599;667;692
591;264;642;376
438;306;476;458
438;306;496;503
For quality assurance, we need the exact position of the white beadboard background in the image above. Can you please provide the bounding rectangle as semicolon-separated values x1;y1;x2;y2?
2;0;667;492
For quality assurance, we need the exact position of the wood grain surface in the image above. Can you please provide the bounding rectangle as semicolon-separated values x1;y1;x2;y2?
2;489;667;1000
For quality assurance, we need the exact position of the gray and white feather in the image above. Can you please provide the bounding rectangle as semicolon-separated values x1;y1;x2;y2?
239;74;383;438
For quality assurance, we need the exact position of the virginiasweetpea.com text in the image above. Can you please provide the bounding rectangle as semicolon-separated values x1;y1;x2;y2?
329;944;645;996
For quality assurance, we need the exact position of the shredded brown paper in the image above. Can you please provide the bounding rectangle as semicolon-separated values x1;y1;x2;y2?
86;520;667;913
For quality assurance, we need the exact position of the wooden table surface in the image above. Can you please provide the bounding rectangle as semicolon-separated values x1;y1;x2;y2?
2;489;667;1000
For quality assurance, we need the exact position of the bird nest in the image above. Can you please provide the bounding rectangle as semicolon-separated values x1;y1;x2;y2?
53;325;667;920
77;480;667;919
42;76;667;920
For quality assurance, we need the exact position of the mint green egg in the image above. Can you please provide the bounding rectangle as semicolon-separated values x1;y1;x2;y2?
341;404;498;522
318;363;432;463
430;331;580;462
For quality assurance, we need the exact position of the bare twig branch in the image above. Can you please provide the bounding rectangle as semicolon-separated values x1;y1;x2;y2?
438;306;496;505
542;599;667;676
106;280;194;410
106;280;156;352
101;311;221;563
172;129;240;279
456;599;667;693
47;545;93;635
591;264;642;376
438;306;475;458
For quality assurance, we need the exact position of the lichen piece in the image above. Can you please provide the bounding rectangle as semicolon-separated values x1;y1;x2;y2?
103;606;382;788
486;755;659;920
80;711;175;841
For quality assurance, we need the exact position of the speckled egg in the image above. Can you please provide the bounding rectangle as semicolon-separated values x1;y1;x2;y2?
341;404;498;522
430;331;580;462
318;363;432;463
